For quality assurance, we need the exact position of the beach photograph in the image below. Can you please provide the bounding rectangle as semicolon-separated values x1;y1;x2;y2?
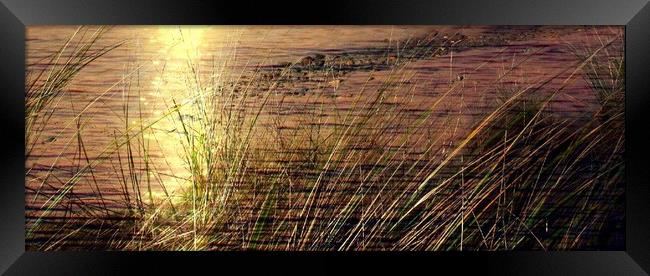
25;25;624;251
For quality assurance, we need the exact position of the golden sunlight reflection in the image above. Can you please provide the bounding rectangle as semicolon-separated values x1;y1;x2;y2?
143;26;213;204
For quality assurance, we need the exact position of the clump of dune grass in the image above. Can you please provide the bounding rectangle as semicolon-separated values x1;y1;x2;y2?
567;31;624;122
24;26;130;250
116;32;463;250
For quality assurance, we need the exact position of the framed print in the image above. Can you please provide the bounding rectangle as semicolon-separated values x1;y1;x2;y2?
1;0;649;275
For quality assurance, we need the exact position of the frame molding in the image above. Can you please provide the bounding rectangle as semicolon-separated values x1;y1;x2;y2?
1;0;648;274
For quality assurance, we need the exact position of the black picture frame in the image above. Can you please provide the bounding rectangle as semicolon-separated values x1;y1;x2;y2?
1;0;649;275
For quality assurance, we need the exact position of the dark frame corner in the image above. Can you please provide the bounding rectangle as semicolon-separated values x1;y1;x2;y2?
625;0;650;274
1;0;649;275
